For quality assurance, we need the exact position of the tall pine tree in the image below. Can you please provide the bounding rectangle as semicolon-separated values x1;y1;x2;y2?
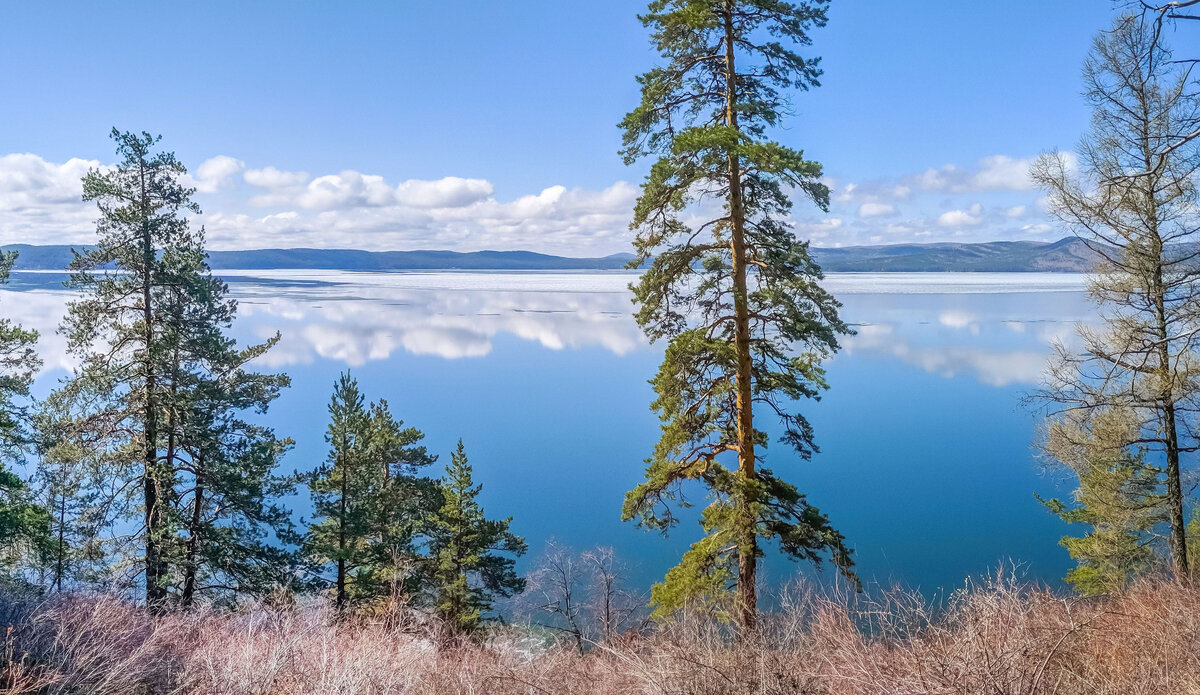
53;129;294;606
428;440;525;637
619;0;853;630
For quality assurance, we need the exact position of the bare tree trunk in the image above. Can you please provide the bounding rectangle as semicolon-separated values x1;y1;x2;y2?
1142;74;1190;575
1156;262;1189;575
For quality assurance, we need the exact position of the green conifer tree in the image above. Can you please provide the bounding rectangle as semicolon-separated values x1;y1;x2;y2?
51;129;293;607
0;250;48;569
361;399;439;602
174;337;295;606
429;441;525;637
619;0;853;630
304;373;438;611
1038;408;1165;595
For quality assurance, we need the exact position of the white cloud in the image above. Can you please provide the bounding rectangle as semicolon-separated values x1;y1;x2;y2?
394;176;493;208
0;153;97;207
834;154;1045;209
911;155;1036;195
969;155;1034;191
937;203;984;227
198;178;638;255
186;155;244;193
244;166;309;189
0;154;100;245
297;171;396;209
858;202;896;218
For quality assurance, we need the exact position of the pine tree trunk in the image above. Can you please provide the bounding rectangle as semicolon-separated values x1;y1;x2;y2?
723;0;758;634
139;159;165;610
337;451;348;611
54;482;66;592
181;477;204;606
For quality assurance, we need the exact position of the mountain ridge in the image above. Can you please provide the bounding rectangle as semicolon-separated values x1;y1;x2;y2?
1;238;1101;273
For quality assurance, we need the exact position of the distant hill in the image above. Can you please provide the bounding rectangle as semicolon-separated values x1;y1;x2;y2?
809;237;1101;272
1;245;639;271
1;238;1102;273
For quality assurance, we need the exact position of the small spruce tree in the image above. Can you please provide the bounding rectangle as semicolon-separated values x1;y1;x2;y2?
429;440;526;636
1038;407;1165;595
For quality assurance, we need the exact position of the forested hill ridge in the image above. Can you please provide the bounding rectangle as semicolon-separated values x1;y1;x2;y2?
1;244;639;271
1;237;1102;272
812;236;1102;272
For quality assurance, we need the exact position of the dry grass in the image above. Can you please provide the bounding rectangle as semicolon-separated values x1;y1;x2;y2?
3;575;1200;694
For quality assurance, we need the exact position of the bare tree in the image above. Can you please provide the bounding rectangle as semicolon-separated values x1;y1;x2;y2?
523;542;646;652
581;546;646;641
527;541;587;653
1127;2;1200;164
1031;13;1200;576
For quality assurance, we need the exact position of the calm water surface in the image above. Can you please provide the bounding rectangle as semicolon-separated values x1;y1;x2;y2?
6;270;1095;595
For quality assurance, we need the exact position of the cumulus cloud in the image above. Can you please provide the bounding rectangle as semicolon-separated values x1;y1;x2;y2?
200;178;638;255
0;154;100;245
297;171;396;209
2;147;1065;254
858;202;896;218
244;166;309;189
186;155;244;193
937;203;984;227
832;154;1048;208
250;170;496;211
394;176;493;208
0;149;644;254
909;155;1037;195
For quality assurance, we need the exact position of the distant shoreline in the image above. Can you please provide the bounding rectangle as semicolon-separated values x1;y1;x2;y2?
2;237;1099;273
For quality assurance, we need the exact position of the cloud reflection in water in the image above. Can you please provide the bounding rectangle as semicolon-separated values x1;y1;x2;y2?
5;270;1098;388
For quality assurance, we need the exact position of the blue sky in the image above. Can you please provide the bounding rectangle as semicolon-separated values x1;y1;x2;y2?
0;1;1133;254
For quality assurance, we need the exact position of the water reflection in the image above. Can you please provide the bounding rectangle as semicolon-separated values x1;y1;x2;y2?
229;271;645;364
836;281;1095;388
5;270;1096;387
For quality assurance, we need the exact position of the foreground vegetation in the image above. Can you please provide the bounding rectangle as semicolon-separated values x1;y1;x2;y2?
3;575;1199;694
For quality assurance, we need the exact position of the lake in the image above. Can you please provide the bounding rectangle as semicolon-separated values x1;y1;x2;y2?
5;270;1094;596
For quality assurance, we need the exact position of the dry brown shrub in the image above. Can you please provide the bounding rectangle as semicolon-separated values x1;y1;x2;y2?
3;576;1200;694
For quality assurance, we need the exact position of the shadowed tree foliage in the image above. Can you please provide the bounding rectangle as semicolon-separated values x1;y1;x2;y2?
618;0;854;630
172;336;295;607
29;399;106;591
1031;15;1200;578
0;249;47;569
1037;407;1165;595
428;440;525;637
304;373;438;612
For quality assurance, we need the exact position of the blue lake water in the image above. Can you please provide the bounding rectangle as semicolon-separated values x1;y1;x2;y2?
6;270;1095;596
